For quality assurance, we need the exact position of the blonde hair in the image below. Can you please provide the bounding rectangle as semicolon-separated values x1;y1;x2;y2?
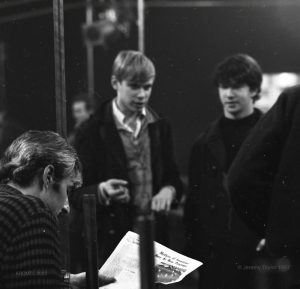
112;50;156;83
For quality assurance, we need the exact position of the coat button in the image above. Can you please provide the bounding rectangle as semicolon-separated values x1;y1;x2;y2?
211;165;218;176
109;229;115;235
210;204;216;211
110;213;115;218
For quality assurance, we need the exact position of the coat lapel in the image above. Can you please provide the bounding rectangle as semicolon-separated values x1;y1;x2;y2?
149;122;160;164
98;100;127;168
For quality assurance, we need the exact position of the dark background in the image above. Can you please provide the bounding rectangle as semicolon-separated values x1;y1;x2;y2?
1;1;300;176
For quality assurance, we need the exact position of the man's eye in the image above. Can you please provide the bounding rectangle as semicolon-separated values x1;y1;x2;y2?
144;85;152;90
130;85;140;89
220;85;229;89
68;183;81;194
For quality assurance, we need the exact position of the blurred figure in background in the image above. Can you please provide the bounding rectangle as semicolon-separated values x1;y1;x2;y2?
184;54;263;289
68;93;94;146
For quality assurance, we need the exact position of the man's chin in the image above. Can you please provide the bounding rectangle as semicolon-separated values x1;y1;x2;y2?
134;104;146;110
130;107;145;114
226;108;239;114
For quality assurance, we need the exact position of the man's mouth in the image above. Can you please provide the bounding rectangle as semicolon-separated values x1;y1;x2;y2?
134;102;145;107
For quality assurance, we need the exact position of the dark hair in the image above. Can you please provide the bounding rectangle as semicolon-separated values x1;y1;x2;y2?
112;50;156;83
0;130;81;187
213;54;263;101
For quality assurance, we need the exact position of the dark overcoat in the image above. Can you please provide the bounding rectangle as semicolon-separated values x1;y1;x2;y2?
228;85;300;270
184;116;260;262
69;98;182;265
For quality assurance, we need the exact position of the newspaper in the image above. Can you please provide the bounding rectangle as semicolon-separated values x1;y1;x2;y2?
99;231;202;289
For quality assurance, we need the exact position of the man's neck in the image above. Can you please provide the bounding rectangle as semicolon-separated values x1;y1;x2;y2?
7;180;40;198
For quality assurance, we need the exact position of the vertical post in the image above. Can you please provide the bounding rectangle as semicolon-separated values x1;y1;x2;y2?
53;0;67;138
0;43;5;109
83;194;99;289
137;215;155;289
53;0;69;278
86;0;95;98
53;0;70;271
137;0;145;53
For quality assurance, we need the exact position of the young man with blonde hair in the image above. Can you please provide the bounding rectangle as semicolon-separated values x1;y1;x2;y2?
70;50;182;269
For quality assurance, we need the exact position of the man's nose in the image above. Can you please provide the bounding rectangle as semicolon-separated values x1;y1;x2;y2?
137;88;147;98
62;197;70;214
223;88;235;98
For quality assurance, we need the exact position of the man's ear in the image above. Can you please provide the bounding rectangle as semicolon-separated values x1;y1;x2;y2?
42;165;54;189
111;76;118;90
250;89;258;99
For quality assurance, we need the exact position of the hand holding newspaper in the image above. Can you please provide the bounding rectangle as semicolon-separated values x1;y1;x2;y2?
99;231;202;289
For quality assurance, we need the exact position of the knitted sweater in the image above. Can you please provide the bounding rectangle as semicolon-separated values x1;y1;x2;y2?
0;184;67;289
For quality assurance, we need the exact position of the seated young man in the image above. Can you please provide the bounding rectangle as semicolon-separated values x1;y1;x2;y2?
0;130;113;289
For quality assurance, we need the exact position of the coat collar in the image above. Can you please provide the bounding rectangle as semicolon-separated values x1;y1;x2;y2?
94;98;163;169
94;98;160;124
204;108;262;170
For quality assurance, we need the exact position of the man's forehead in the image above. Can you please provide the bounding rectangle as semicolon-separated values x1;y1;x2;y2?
219;82;248;89
127;78;154;85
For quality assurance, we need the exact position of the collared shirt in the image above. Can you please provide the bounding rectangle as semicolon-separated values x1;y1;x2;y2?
112;98;154;214
112;99;146;138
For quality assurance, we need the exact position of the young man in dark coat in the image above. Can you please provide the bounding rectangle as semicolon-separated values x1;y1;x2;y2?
227;85;300;289
69;50;182;269
184;54;263;289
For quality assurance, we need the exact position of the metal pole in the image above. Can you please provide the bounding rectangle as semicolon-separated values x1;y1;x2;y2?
53;0;67;138
86;0;95;98
53;0;69;278
137;0;145;53
0;43;6;109
83;194;99;289
137;215;155;289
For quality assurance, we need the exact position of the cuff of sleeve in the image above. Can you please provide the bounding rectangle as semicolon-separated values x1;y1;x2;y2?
97;182;111;206
61;270;70;285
